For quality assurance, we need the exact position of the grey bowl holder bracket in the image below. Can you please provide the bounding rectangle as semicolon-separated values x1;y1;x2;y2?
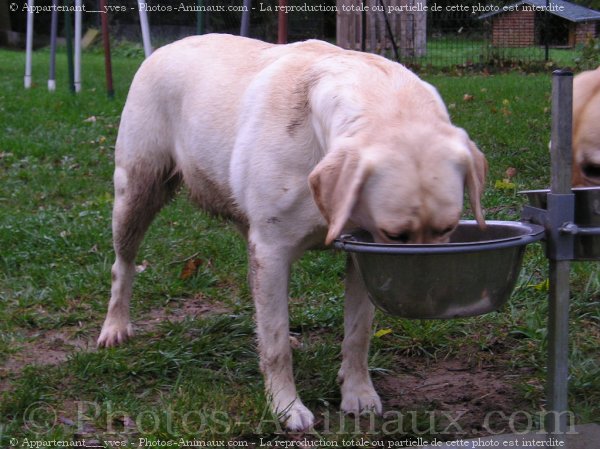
520;71;600;447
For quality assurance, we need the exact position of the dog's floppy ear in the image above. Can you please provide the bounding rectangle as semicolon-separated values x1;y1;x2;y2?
466;140;487;228
309;149;373;245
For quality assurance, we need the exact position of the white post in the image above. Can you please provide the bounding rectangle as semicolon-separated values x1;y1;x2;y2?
24;0;34;89
74;0;82;93
137;0;152;57
48;0;58;92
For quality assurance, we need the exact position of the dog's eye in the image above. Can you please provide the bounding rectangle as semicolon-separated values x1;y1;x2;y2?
382;230;411;243
582;162;600;180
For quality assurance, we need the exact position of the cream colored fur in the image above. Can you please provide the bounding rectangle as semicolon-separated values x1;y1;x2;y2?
97;34;487;431
572;66;600;186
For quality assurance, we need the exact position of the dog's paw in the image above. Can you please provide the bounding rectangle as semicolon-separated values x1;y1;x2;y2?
340;383;383;416
283;401;315;431
97;319;134;347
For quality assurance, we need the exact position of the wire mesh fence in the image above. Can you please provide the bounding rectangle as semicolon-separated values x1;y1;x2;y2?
337;0;600;68
5;0;599;69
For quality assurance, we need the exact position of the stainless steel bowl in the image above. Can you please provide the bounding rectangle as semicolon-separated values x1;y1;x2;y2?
334;221;544;319
520;187;600;260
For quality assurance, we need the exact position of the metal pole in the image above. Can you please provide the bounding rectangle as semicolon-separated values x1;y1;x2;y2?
361;1;367;52
24;0;34;89
64;1;74;92
240;0;251;37
545;0;550;61
378;0;400;60
278;0;287;44
100;0;114;98
137;0;152;57
48;0;58;91
551;72;573;195
196;0;204;35
546;70;573;445
74;0;82;93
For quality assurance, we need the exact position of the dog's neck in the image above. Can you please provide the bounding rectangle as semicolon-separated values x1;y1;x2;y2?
308;84;368;156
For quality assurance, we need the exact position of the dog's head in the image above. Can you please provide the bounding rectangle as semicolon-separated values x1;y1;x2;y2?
572;67;600;186
309;126;487;245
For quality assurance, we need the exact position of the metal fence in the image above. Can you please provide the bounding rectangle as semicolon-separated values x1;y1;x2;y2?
336;0;600;68
5;0;599;69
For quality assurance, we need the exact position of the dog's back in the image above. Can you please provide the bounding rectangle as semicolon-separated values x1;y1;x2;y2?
115;34;343;222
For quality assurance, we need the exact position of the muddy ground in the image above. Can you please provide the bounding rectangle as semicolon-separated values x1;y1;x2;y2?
1;295;537;444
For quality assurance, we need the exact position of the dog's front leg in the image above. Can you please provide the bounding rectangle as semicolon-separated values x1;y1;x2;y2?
338;256;382;416
248;239;314;431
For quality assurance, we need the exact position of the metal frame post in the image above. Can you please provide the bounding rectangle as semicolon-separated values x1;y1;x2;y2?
278;0;288;44
24;0;34;88
74;0;82;93
100;0;114;98
546;70;574;445
137;0;153;57
240;0;251;37
65;0;75;92
196;0;205;35
48;0;58;91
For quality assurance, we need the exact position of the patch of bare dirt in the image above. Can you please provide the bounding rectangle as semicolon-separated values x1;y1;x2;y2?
377;354;537;439
137;293;231;330
0;295;230;392
0;326;94;392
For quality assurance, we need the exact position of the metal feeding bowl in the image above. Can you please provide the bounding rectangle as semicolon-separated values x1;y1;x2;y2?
520;187;600;260
334;221;544;319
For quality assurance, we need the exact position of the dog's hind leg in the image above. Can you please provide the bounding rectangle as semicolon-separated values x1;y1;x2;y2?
98;160;181;347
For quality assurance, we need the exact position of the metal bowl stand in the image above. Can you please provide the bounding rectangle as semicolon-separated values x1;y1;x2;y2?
520;71;600;447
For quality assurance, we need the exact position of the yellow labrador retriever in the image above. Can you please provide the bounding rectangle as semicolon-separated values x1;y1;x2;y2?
573;66;600;186
98;34;487;430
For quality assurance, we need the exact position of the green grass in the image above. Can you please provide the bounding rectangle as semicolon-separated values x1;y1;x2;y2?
0;44;598;447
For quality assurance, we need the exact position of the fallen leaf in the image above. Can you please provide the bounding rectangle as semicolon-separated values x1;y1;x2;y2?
463;94;474;102
505;167;517;179
374;328;393;338
179;258;203;280
83;116;97;123
494;179;516;191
